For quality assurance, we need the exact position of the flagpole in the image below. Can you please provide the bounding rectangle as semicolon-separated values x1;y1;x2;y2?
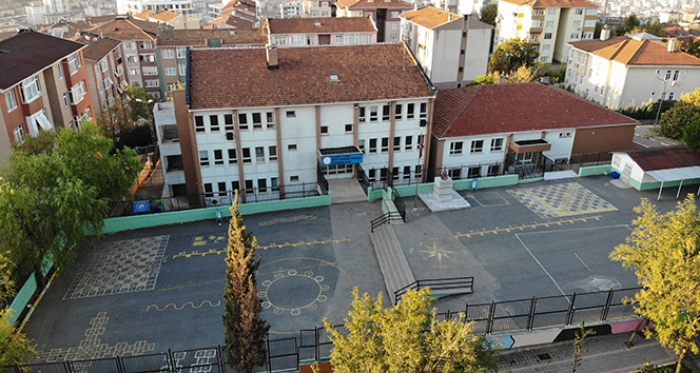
413;127;425;210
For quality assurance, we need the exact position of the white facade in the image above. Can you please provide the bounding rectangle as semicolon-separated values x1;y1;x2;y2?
117;0;194;15
566;42;700;109
280;0;302;18
270;31;376;46
25;5;47;26
43;0;67;14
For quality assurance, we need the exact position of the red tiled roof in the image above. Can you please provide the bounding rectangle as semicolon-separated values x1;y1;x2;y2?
432;83;637;138
400;6;462;29
90;17;160;41
157;28;267;46
268;17;376;34
570;36;700;66
189;43;433;109
0;30;86;90
620;146;700;171
336;0;413;9
149;11;180;22
78;34;121;61
500;0;598;7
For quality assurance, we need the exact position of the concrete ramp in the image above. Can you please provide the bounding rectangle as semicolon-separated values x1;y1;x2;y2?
329;179;367;204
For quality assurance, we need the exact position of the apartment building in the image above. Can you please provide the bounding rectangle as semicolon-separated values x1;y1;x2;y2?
0;30;94;163
430;83;637;180
566;32;700;109
155;43;435;204
266;17;377;47
206;0;257;29
401;6;492;89
495;0;598;63
335;0;413;42
155;28;267;98
134;10;201;29
279;0;303;18
78;33;126;116
89;16;166;99
116;0;194;15
301;0;334;17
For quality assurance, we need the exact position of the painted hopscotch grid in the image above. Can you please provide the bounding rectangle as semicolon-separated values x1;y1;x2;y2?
63;236;169;300
507;182;617;219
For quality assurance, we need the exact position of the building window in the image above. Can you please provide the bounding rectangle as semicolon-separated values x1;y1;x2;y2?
394;104;402;120
358;139;366;153
69;81;87;104
470;140;483;153
405;135;412;150
415;165;422;179
544;33;552;40
559;132;572;138
358;107;366;122
139;40;153;49
290;176;299;182
382;104;390;121
669;92;675;100
214;149;223;165
449;141;463;155
67;53;81;75
242;148;251;162
13;125;24;144
199;150;209;166
20;75;41;103
673;70;680;81
127;55;138;63
467;166;480;178
255;147;265;162
394;136;401;151
231;181;240;193
569;33;579;40
546;20;554;28
176;46;187;58
335;35;343;44
217;182;227;197
407;103;415;119
224;114;234;131
258;178;268;193
179;64;187;76
369;138;377;153
381;137;389;152
245;180;254;194
271;177;279;192
228;148;237;164
490;138;503;151
547;8;556;15
541;56;549;62
204;183;213;197
5;90;17;111
288;144;297;150
195;116;205;132
164;66;177;76
487;165;500;176
266;112;275;128
370;106;378;122
542;44;550;51
368;169;376;181
252;113;262;129
345;124;353;132
269;146;277;161
210;115;220;132
286;110;295;118
63;92;69;107
129;68;140;76
574;8;583;15
238;113;248;130
321;125;329;135
573;20;581;28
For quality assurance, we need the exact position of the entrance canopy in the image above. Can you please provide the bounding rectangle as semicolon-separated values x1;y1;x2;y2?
318;146;363;166
646;166;700;200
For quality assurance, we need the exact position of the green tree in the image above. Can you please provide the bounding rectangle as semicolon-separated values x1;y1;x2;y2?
660;101;700;139
610;196;700;373
325;287;498;373
125;85;153;122
683;39;700;58
616;14;641;35
479;3;497;26
472;73;497;85
222;192;270;373
489;38;539;75
571;322;595;373
96;94;136;144
683;118;700;151
0;124;142;285
642;19;666;37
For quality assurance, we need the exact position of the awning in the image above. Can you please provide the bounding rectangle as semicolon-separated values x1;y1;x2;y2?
646;166;700;200
318;146;363;166
35;111;53;131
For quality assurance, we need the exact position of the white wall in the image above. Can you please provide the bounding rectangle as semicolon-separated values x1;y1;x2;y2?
464;25;490;81
429;27;462;85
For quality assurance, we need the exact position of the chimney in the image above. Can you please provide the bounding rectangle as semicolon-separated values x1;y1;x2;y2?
667;38;677;52
448;13;452;21
600;24;611;41
498;74;505;84
266;44;279;69
414;0;418;10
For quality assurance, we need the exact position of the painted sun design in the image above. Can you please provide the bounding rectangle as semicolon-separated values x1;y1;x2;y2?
258;269;330;316
419;241;454;264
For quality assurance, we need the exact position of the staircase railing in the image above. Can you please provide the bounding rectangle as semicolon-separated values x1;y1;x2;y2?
370;212;403;233
394;277;474;305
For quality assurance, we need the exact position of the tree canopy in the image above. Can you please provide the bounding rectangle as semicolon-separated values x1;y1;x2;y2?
325;287;498;373
616;14;641;35
489;38;539;75
0;124;142;280
0;247;35;366
479;3;497;26
610;196;700;373
223;193;270;373
660;88;700;139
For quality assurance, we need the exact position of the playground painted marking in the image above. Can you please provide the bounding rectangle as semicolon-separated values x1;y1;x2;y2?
174;237;350;259
455;216;602;239
146;300;221;312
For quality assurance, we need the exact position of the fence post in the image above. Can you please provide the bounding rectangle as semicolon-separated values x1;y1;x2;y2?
64;361;72;373
602;289;614;321
168;349;177;373
315;326;320;362
527;296;536;331
267;339;272;373
487;301;495;334
566;293;577;326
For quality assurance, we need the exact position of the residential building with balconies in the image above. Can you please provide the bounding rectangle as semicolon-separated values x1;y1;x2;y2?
566;32;700;109
116;0;195;16
77;33;126;116
279;0;303;18
266;16;377;47
0;30;94;164
495;0;598;63
335;0;413;43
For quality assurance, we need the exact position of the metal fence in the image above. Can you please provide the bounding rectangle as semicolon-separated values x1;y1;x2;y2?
111;182;322;217
6;287;642;373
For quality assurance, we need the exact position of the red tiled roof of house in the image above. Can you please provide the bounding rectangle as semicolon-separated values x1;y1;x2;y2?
40;20;93;39
0;30;86;90
432;83;637;138
500;0;597;7
268;17;376;34
157;28;267;46
400;6;462;29
90;17;161;41
149;11;181;22
133;10;155;20
620;146;700;171
79;34;121;61
570;36;700;66
189;43;433;109
336;0;413;9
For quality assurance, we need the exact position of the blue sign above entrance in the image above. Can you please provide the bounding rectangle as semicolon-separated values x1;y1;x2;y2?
321;153;363;166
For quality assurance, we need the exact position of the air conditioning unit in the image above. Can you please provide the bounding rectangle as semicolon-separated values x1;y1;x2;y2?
671;81;678;87
226;132;234;140
206;197;219;207
420;119;427;127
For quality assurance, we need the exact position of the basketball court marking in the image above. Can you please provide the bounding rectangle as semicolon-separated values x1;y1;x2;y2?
455;215;602;239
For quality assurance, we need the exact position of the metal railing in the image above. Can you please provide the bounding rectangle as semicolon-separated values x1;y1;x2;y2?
394;277;474;305
370;212;403;233
390;186;406;222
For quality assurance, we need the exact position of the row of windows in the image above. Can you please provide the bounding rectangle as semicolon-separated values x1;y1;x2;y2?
358;103;428;123
124;41;154;50
199;146;278;166
444;164;502;179
449;138;504;155
357;135;425;154
204;177;280;197
367;164;423;182
195;112;276;133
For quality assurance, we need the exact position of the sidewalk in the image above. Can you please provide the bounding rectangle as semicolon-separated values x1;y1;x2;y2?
634;125;683;148
492;332;680;373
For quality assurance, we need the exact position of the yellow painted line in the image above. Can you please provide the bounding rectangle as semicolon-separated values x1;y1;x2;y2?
455;216;602;238
18;270;58;332
574;252;593;272
174;237;351;259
